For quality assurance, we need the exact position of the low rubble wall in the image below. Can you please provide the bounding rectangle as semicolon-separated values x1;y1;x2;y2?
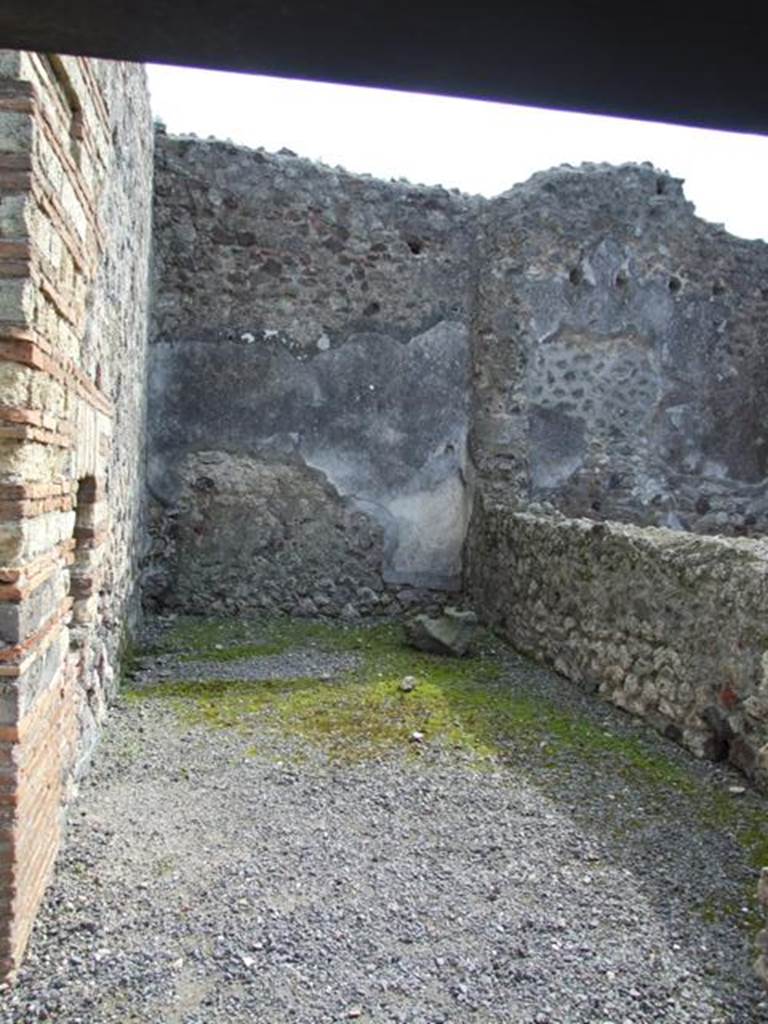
467;501;768;787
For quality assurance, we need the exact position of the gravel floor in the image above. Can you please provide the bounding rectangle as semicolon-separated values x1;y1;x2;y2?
3;617;768;1024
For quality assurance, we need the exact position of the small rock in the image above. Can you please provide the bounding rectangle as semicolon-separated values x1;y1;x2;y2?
297;596;318;616
728;785;747;796
346;1009;363;1020
341;603;361;622
410;731;425;743
399;675;417;693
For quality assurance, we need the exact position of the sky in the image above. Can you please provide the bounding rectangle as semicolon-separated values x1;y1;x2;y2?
147;64;768;243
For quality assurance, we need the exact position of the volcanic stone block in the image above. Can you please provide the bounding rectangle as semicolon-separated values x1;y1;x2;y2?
404;607;479;656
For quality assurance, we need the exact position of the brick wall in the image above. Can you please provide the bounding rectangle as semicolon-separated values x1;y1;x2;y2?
0;50;151;980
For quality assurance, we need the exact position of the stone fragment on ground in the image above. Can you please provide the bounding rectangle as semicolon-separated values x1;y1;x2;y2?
404;606;479;656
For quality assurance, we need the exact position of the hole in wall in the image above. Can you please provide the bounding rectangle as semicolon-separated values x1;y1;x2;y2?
406;237;424;255
363;301;381;316
614;270;628;288
712;280;726;296
192;476;216;492
569;266;583;285
668;275;682;293
69;475;97;647
656;177;667;195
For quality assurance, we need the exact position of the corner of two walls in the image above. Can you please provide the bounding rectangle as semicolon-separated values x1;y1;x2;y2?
0;51;151;978
465;163;768;789
147;145;768;792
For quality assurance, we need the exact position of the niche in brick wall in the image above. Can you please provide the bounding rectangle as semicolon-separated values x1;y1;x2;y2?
68;475;98;647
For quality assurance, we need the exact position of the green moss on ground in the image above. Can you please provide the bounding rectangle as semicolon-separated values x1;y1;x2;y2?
130;617;741;797
129;620;505;761
140;615;388;658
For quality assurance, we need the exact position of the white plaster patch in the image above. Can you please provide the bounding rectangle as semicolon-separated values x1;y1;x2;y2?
386;475;471;580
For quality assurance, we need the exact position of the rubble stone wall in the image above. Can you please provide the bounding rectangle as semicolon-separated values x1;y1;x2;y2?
470;163;768;536
0;50;151;979
148;133;479;617
467;501;768;786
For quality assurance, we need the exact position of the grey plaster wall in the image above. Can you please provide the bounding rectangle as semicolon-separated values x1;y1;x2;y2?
148;132;478;615
471;162;768;536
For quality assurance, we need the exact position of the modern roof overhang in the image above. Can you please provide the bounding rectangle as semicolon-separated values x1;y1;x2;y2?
0;2;765;135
